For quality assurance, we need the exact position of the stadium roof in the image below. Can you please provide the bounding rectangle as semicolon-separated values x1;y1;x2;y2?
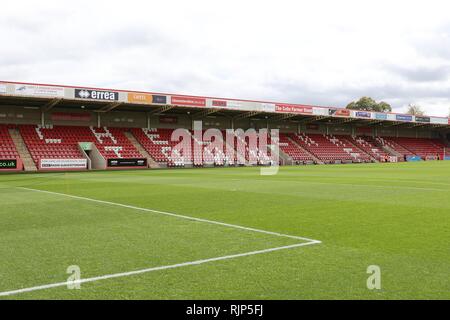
0;81;449;129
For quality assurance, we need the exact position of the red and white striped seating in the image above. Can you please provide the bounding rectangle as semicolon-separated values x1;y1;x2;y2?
19;125;143;166
289;133;353;163
0;125;20;160
382;137;445;159
279;133;314;163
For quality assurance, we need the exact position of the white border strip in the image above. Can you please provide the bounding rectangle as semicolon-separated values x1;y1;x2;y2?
0;187;321;297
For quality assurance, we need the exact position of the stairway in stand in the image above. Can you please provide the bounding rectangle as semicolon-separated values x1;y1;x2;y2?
8;128;37;171
287;135;322;164
124;131;160;168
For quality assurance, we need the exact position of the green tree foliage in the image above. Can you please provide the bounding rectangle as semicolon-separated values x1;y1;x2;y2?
346;97;392;113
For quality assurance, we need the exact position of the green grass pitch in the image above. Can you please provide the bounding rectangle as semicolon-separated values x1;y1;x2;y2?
1;161;450;299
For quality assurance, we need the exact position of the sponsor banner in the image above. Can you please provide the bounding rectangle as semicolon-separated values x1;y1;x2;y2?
328;109;336;116
128;92;153;104
127;93;167;104
40;159;87;169
276;104;313;114
14;85;64;98
51;112;91;122
159;115;178;124
260;103;276;112
415;116;430;123
389;156;398;163
212;100;227;107
406;156;422;162
329;109;351;117
227;101;244;109
313;107;329;116
0;84;7;94
152;95;167;104
75;89;118;101
219;100;258;111
375;113;388;120
396;114;413;122
430;117;448;125
355;111;372;118
0;159;17;170
445;156;450;161
107;158;147;167
386;113;397;121
336;109;351;117
224;100;246;110
171;96;206;107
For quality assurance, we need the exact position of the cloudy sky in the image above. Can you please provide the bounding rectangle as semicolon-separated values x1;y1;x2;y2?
1;0;450;116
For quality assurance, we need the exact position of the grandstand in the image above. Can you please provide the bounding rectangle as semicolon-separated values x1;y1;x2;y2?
0;81;449;172
2;81;450;301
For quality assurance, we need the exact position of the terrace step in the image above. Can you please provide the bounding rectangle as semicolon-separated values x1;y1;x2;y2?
366;136;400;158
288;136;322;164
8;128;37;171
124;131;160;169
276;146;294;165
380;144;400;157
335;135;377;162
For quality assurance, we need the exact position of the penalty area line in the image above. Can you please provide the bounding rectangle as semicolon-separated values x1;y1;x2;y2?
0;241;319;297
17;187;321;243
1;186;321;297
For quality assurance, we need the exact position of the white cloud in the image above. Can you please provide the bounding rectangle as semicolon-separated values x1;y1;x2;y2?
1;0;450;116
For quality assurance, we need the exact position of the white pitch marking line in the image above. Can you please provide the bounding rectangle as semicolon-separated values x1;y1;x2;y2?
0;186;321;297
0;241;318;297
17;187;321;243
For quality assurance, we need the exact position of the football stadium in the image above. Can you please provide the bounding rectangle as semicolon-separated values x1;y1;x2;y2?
1;81;450;300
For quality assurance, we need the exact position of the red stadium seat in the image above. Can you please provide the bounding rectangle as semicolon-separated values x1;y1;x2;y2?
0;125;20;161
19;125;144;166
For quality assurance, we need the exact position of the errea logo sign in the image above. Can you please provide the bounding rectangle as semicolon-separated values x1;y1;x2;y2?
75;89;118;101
77;90;90;99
